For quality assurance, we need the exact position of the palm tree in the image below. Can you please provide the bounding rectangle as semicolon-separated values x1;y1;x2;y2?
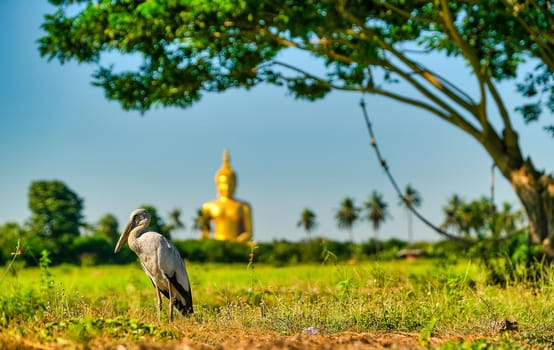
441;194;465;234
493;202;524;238
465;197;492;237
335;197;360;257
399;184;422;246
441;195;503;238
363;191;389;254
297;208;317;239
192;208;211;239
166;208;185;236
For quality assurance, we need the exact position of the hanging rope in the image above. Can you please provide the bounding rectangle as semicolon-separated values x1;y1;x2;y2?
359;98;469;243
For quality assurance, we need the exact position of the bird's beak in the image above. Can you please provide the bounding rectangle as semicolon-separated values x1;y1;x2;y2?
114;220;133;253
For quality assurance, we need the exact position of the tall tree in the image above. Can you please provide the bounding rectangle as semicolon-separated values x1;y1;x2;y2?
96;213;119;242
335;197;360;244
297;208;317;238
28;180;84;239
39;1;554;255
399;184;422;246
363;191;390;254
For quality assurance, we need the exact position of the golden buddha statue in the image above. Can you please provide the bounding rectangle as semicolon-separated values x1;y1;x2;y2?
201;150;253;242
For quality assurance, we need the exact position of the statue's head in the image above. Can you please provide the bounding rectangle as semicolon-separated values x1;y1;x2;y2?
215;149;237;198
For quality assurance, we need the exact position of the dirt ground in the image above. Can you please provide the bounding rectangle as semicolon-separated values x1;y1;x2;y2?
112;331;469;350
175;332;431;350
11;330;482;349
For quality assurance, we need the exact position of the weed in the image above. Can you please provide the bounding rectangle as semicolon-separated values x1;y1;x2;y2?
320;239;338;265
0;240;23;285
41;317;174;343
419;316;439;347
436;337;527;350
39;250;54;296
246;241;257;271
335;278;354;299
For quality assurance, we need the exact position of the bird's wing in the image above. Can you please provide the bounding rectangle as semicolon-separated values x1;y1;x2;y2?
135;232;167;287
159;238;194;314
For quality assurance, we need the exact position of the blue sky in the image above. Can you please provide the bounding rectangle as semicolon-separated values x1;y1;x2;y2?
1;1;552;243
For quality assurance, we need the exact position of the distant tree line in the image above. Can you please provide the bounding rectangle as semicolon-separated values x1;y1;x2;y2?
0;180;536;276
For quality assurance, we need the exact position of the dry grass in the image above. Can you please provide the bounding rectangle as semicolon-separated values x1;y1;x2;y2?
1;259;554;349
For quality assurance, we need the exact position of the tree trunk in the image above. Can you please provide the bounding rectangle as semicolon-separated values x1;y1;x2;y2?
486;131;554;256
508;160;554;256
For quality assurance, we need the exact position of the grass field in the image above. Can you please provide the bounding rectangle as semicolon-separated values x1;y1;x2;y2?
1;256;554;349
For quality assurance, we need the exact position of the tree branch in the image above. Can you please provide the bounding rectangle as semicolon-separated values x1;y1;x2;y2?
384;43;477;111
438;0;490;132
359;99;475;244
335;2;483;131
382;62;481;138
485;80;521;155
498;0;554;69
369;0;435;25
486;80;513;134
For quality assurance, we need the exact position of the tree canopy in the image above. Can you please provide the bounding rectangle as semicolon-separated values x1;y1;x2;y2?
364;191;389;233
297;208;317;236
335;197;360;242
39;0;553;123
96;213;119;242
38;0;554;254
28;180;84;238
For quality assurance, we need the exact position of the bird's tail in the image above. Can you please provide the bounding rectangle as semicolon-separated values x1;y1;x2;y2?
165;274;194;315
173;295;193;316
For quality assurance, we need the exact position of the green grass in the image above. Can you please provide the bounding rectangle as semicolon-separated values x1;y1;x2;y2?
1;258;554;348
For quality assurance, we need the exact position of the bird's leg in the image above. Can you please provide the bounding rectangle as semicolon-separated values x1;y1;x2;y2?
156;287;163;319
168;282;174;321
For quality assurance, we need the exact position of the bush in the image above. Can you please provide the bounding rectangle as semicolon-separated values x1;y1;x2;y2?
4;230;549;273
173;239;251;263
173;238;357;266
71;235;135;265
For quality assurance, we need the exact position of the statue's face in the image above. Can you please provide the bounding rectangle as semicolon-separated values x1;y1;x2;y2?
217;175;235;198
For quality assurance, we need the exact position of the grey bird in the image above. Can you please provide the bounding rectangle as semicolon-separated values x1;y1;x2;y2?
114;208;193;320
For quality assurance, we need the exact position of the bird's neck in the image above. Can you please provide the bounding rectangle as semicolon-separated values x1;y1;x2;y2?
128;226;145;252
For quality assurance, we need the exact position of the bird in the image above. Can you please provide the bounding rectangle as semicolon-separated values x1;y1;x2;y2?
114;208;193;320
